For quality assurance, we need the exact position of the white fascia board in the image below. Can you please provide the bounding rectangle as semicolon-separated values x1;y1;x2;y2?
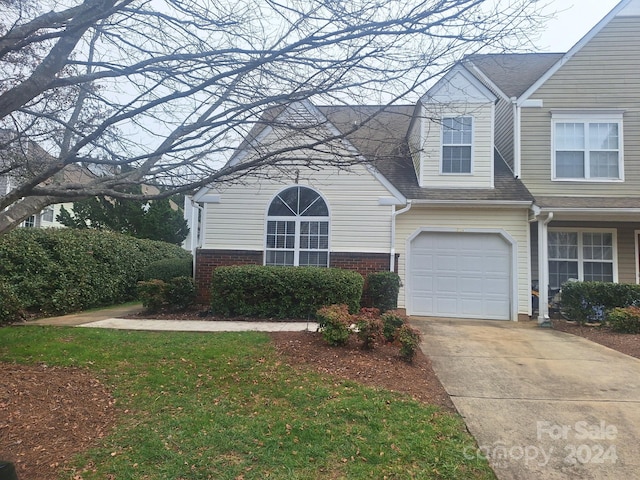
421;65;497;104
409;199;532;208
518;0;634;106
466;63;510;102
537;207;640;214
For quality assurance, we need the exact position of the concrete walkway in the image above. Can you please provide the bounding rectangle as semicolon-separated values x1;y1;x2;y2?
27;304;318;332
412;318;640;480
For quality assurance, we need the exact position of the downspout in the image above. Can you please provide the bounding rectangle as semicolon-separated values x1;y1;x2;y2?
390;201;412;272
538;212;554;327
513;98;522;179
190;199;204;278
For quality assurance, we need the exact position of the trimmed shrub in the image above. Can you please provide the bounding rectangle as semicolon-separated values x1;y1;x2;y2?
165;276;196;311
365;272;401;312
210;265;363;318
397;324;422;363
137;276;196;312
317;304;352;346
143;257;192;282
137;279;167;313
0;281;24;325
355;307;383;350
561;282;640;324
381;310;407;342
0;228;190;316
607;306;640;334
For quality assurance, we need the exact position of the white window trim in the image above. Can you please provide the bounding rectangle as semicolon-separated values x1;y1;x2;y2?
440;116;474;175
263;186;331;267
550;112;624;182
548;227;618;284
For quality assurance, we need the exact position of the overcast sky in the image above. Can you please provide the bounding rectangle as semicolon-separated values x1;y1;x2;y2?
537;0;621;51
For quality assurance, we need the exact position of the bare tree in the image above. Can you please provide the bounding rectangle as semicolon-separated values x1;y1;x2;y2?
0;0;548;234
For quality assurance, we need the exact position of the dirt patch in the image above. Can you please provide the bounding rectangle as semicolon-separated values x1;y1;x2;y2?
270;331;454;410
552;319;640;359
0;363;116;480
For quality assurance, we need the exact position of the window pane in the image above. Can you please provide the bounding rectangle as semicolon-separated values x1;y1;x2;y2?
442;146;471;173
589;123;618;150
583;233;613;261
548;232;578;259
584;262;614;282
556;151;585;178
266;250;294;266
299;251;328;267
549;260;579;290
556;123;584;150
268;195;295;216
590;152;619;178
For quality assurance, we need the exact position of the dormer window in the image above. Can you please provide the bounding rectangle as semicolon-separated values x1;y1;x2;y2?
441;116;473;174
552;112;623;181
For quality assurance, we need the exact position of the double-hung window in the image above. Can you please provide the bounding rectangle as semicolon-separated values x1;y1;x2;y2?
265;186;329;267
442;116;473;174
548;230;616;289
552;112;623;180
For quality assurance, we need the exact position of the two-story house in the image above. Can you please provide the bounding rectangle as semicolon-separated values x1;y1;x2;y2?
188;0;640;322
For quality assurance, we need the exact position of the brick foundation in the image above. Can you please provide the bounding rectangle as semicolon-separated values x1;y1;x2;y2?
195;249;263;303
195;249;399;305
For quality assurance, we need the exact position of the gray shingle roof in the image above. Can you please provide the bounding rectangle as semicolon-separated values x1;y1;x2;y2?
465;53;564;98
320;105;533;203
535;196;640;209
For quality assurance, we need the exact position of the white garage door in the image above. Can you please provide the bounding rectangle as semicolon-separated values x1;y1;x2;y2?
408;232;511;320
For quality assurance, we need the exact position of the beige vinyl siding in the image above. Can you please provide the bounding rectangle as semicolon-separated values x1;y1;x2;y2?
395;206;531;315
202;162;393;253
407;109;422;185
421;102;494;188
494;98;514;168
520;17;640;196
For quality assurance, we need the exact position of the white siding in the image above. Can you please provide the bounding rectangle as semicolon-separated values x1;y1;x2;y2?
395;206;531;316
202;162;394;253
420;102;494;188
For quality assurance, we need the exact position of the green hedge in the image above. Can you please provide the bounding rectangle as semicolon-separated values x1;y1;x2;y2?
210;265;363;318
365;272;401;312
143;257;193;282
561;281;640;323
0;228;191;318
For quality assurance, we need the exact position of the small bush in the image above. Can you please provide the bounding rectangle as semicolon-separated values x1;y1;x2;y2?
210;266;363;318
607;306;640;334
355;308;383;350
561;282;640;324
165;276;196;311
317;304;352;346
380;311;407;342
397;324;422;363
137;279;167;313
0;281;24;325
365;272;401;312
143;257;192;282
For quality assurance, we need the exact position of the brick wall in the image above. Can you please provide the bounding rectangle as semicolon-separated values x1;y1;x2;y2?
195;249;263;303
195;249;399;305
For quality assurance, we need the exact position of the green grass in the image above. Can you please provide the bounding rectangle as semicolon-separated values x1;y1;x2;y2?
0;327;495;479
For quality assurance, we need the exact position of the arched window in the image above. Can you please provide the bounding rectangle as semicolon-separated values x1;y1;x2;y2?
265;186;329;267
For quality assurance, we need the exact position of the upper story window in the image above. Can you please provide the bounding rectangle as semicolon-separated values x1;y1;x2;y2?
265;186;329;267
40;206;54;223
442;116;473;174
552;112;623;181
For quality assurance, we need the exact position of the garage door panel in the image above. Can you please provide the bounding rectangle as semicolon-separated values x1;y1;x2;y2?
409;232;511;320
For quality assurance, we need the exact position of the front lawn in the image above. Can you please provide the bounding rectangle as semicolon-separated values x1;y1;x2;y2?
0;327;495;479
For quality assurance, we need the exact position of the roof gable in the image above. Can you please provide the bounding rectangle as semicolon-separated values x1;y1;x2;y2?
422;65;497;104
517;0;638;104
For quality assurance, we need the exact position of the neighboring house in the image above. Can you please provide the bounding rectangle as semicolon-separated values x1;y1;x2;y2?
188;0;640;322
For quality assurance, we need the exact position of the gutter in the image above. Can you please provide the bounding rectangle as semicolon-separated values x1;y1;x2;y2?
390;201;412;272
409;199;533;207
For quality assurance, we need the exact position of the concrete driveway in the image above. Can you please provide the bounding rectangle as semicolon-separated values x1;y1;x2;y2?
412;318;640;480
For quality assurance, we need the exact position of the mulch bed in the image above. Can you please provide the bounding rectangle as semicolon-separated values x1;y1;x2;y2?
552;319;640;359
